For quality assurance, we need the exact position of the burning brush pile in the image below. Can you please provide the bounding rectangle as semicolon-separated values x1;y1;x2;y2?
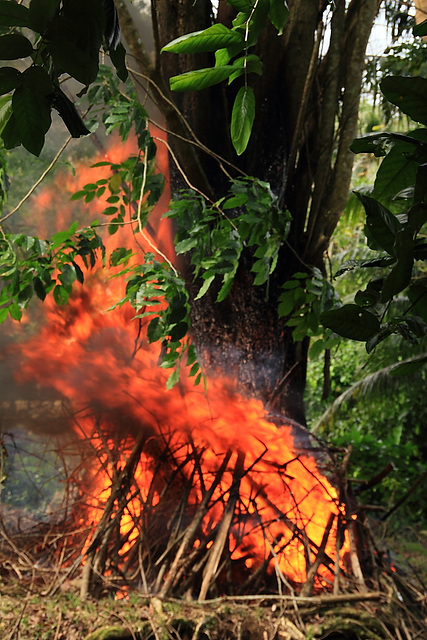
6;262;352;601
0;139;426;639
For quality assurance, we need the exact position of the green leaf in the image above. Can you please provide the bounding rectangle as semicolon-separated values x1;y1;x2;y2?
9;303;22;321
356;193;401;256
407;284;427;323
372;130;427;201
321;304;380;341
414;163;427;204
49;38;100;86
22;66;54;94
33;276;46;301
0;34;33;60
162;24;243;54
0;67;21;96
169;66;235;92
109;42;128;81
231;86;255;155
228;54;263;83
195;274;215;300
373;143;422;201
380;228;414;302
12;84;51;156
175;236;198;254
53;284;70;306
28;0;60;33
166;368;180;390
59;263;76;287
0;94;12;135
390;355;427;376
0;0;30;27
350;131;427;156
228;0;254;12
381;76;427;126
268;0;289;35
413;18;427;37
170;321;189;342
1;111;20;149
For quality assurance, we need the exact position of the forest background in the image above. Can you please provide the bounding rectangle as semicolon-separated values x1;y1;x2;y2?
0;0;426;605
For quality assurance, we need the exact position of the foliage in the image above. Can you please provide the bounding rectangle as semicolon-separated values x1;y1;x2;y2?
167;178;290;300
0;0;127;156
162;0;289;155
321;53;427;362
0;224;104;322
305;337;427;530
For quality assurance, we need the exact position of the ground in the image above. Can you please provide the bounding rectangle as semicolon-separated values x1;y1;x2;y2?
1;579;425;640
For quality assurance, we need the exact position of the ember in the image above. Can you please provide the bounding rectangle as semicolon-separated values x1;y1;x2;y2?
8;135;351;600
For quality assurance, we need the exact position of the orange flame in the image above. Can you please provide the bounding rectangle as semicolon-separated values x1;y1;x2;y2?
13;132;349;590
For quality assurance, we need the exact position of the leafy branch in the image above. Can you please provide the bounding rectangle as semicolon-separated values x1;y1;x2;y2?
161;0;289;155
0;223;105;322
0;0;127;155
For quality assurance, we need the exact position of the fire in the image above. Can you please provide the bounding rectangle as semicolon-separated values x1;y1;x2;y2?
11;132;350;596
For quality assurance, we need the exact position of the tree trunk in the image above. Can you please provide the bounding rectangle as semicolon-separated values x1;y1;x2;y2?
116;0;380;423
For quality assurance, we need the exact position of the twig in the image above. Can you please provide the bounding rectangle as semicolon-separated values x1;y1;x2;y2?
53;609;63;640
162;591;384;605
0;136;72;224
159;450;233;597
300;513;336;597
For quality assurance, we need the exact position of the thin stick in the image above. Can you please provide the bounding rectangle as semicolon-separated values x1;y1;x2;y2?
0;136;72;224
300;513;336;597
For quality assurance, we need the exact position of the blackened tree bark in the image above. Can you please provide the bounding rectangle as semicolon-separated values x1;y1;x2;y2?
115;0;381;424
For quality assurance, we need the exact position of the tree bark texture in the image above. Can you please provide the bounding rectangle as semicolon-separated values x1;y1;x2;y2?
115;0;380;422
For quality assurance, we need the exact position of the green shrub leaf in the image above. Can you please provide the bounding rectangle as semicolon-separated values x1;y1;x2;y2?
321;304;380;341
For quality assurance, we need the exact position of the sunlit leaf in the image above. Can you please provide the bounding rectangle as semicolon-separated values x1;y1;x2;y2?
170;66;235;92
162;24;243;54
0;94;12;135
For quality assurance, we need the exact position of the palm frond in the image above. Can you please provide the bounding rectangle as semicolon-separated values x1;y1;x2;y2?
312;351;427;432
